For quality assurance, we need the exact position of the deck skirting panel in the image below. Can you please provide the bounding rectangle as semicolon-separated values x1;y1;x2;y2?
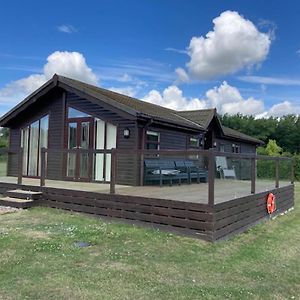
0;182;294;241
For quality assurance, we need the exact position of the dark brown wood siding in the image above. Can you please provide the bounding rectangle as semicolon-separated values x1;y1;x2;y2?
213;184;294;240
215;138;256;154
7;88;64;179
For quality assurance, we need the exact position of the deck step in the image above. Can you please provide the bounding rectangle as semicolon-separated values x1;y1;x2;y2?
4;189;43;201
0;197;35;209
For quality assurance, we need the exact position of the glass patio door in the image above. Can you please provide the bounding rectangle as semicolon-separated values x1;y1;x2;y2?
66;119;93;181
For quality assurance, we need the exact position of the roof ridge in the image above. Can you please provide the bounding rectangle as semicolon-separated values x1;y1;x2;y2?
177;108;216;113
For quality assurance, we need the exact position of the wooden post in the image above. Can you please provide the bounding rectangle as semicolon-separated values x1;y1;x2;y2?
275;157;279;188
139;128;145;186
110;149;116;194
291;158;295;184
208;148;215;206
17;148;23;185
251;157;256;194
40;148;46;187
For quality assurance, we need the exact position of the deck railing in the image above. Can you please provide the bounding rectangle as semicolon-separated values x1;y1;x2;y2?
0;147;295;206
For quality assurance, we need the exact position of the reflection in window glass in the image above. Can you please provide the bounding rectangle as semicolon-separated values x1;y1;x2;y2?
189;137;199;148
21;127;29;175
68;107;90;118
146;131;160;150
38;115;49;175
68;123;77;149
21;115;49;177
28;120;39;176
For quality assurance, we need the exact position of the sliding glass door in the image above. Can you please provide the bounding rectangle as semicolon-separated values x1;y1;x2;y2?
21;115;49;177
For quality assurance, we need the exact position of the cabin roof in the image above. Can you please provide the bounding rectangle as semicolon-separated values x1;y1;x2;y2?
58;76;204;130
177;109;263;144
0;74;263;144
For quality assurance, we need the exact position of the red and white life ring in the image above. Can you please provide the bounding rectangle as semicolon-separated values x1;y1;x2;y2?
267;193;276;214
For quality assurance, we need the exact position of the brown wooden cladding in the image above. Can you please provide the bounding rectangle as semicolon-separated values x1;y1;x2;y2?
0;182;294;241
213;185;294;240
0;181;214;241
7;89;64;179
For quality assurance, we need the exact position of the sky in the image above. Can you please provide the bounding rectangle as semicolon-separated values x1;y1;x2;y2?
0;0;300;117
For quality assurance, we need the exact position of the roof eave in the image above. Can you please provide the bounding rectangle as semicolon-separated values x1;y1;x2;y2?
137;113;204;132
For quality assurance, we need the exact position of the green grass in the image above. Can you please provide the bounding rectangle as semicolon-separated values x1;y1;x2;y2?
0;161;7;176
0;185;299;300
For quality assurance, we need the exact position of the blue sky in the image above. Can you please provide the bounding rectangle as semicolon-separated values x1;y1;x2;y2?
0;0;300;117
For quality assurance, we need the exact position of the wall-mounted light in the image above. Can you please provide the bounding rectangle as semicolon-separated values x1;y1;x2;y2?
213;141;217;147
123;128;130;139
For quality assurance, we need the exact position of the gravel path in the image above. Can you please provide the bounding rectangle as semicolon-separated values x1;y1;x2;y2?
0;206;19;215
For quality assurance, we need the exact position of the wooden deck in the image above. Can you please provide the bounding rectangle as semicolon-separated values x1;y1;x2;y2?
0;178;294;241
0;176;291;204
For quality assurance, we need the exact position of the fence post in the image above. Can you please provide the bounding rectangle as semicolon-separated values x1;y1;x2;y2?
208;148;215;206
275;157;279;188
40;148;46;187
291;158;295;184
110;149;116;194
251;156;256;194
17;148;23;185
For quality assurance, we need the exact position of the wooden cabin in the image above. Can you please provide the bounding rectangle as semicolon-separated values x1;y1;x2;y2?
0;74;262;186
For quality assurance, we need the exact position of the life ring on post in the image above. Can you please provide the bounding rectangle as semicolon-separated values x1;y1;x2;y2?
267;193;276;214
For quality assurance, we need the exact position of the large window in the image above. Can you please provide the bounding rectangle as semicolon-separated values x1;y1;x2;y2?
94;118;117;182
21;115;49;177
68;107;91;118
146;131;160;150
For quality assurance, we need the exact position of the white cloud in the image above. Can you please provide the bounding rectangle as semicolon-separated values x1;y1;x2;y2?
257;101;300;118
143;85;206;110
205;81;265;115
164;47;187;54
178;10;271;81
142;81;300;117
57;24;77;34
238;75;300;86
43;51;98;84
0;51;98;114
175;68;189;83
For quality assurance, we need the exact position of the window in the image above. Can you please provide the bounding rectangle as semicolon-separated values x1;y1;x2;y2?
146;131;160;150
21;115;49;177
68;107;91;118
189;137;199;148
232;143;240;153
220;144;225;152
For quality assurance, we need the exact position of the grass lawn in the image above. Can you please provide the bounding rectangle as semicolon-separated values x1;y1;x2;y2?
0;161;7;176
0;185;299;300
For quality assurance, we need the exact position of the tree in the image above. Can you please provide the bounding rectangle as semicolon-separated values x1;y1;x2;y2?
265;140;282;156
0;127;8;148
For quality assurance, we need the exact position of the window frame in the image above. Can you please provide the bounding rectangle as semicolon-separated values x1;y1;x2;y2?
188;136;200;149
232;143;240;153
146;130;160;150
21;114;49;177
